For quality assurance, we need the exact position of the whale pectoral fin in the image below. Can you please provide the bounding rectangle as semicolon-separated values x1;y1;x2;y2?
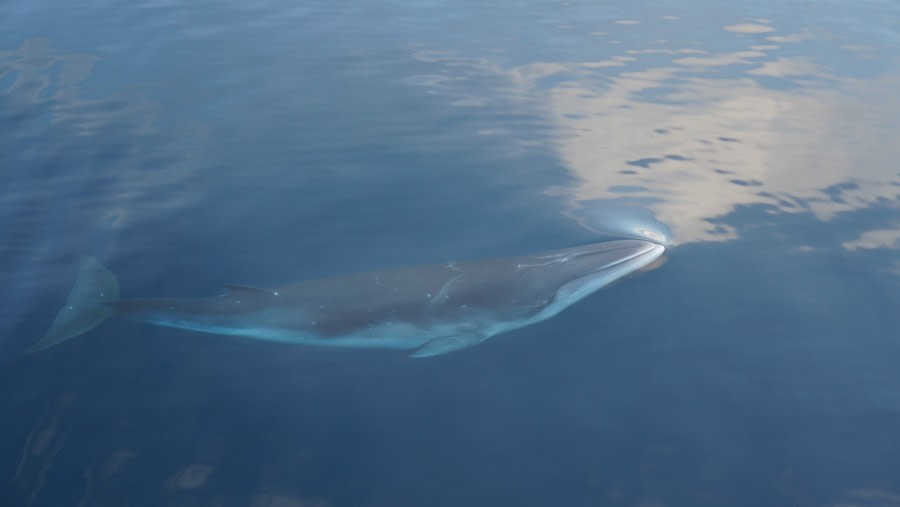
409;332;487;358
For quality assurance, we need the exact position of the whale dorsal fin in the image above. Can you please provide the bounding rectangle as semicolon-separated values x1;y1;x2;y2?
223;284;272;295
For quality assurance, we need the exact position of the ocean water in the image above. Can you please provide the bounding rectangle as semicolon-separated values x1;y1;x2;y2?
2;0;899;505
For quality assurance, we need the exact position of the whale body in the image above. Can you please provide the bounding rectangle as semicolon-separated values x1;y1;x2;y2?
26;240;665;357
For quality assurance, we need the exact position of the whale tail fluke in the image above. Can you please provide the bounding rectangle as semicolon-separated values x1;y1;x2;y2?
23;256;119;353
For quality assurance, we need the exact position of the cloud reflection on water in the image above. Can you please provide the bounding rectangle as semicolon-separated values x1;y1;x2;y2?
0;39;202;258
408;21;900;247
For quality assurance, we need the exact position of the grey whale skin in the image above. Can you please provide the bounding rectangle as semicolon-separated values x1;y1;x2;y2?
27;240;665;357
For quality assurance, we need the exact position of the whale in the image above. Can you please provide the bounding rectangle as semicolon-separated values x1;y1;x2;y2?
25;240;665;357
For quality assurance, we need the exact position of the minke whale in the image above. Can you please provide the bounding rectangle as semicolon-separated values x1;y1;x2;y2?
26;240;665;357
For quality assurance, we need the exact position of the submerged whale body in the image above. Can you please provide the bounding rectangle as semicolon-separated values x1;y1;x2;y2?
26;240;665;357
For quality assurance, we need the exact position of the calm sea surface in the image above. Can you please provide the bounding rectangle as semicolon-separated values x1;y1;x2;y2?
2;1;899;505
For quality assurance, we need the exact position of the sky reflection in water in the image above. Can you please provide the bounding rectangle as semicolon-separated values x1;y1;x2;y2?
407;18;900;249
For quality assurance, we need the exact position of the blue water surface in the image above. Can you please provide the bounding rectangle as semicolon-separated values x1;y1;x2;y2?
2;0;899;505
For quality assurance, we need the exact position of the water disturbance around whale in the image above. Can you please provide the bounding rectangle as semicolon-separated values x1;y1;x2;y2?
26;240;665;357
